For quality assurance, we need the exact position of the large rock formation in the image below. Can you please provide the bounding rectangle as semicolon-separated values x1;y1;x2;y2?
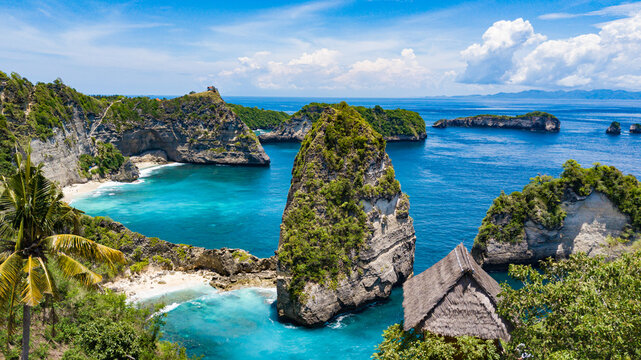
276;103;416;326
259;103;426;143
433;112;560;132
472;161;640;269
0;71;269;186
606;121;621;135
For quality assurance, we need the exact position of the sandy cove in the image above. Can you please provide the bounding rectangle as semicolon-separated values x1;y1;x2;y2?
104;267;215;303
62;161;174;203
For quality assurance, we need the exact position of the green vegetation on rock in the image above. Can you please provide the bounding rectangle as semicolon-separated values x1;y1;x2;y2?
228;103;290;129
474;160;641;250
292;102;426;139
278;102;401;300
78;141;126;177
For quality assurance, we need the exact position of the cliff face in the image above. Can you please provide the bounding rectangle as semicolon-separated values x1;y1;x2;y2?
276;103;416;326
473;191;631;269
433;112;560;132
258;116;312;143
472;161;640;269
258;103;426;143
0;71;269;186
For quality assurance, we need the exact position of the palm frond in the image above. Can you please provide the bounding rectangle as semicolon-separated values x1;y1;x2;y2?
36;257;54;295
49;234;125;267
55;253;102;286
21;255;46;307
0;252;23;304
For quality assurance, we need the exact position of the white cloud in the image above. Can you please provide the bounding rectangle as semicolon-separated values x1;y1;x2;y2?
539;1;641;20
458;18;545;83
459;12;641;90
217;48;433;91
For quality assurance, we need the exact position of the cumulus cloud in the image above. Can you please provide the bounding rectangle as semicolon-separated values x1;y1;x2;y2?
458;18;545;83
459;12;641;89
218;48;432;91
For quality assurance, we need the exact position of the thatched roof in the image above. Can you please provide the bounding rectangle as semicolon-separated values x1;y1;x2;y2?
403;243;511;341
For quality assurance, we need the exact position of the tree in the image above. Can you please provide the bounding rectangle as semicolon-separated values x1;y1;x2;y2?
0;149;125;360
498;251;641;359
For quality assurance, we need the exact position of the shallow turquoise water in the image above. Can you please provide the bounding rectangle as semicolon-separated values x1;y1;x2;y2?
72;98;641;359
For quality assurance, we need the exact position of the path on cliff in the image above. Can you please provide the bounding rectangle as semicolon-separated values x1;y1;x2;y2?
90;99;120;136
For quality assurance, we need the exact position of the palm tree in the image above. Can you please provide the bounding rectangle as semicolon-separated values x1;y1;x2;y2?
0;149;125;360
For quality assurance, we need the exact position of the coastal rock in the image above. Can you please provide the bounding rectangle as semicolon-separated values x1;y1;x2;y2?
1;72;270;187
110;159;140;182
92;88;270;167
433;112;560;132
258;103;426;143
473;190;632;269
276;103;416;326
606;121;621;135
82;216;277;284
129;149;169;165
630;123;641;134
259;116;313;143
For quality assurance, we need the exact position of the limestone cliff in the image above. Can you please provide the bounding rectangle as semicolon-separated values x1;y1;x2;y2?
258;103;426;143
0;71;269;186
472;161;641;269
276;103;416;326
433;112;560;132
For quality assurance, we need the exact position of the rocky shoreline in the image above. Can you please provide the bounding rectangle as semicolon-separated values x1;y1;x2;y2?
433;112;560;132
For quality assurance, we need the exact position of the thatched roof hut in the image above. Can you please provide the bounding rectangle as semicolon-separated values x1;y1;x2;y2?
403;243;512;342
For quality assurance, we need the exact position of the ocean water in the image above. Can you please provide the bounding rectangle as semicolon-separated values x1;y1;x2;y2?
72;97;641;359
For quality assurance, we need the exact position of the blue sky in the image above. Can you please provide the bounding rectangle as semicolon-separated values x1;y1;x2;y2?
1;0;641;96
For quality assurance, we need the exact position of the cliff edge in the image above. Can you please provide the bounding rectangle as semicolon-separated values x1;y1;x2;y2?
433;112;560;132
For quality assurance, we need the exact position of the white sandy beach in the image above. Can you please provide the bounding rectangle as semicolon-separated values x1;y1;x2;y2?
105;267;214;303
62;161;177;203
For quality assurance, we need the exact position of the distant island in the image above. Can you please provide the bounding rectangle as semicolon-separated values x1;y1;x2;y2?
441;89;641;100
433;111;560;132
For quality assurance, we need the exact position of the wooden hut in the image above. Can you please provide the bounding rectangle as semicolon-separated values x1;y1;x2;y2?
403;243;512;342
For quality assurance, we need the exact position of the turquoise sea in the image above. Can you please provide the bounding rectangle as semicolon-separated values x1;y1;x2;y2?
72;97;641;359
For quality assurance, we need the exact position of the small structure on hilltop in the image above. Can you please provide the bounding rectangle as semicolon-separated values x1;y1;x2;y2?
403;243;512;342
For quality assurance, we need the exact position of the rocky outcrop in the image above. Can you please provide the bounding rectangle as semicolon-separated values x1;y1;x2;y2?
259;117;312;143
93;88;270;167
83;216;277;288
630;124;640;134
606;121;621;135
433;112;560;132
258;103;426;143
276;103;416;326
110;159;140;182
1;71;270;186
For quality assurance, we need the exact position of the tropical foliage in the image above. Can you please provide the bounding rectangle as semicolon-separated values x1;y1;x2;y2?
373;323;500;360
0;150;125;359
78;142;126;178
228;104;290;129
498;251;641;359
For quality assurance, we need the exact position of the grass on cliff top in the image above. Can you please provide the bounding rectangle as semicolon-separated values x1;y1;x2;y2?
278;102;402;301
228;103;290;130
473;160;641;251
291;102;426;138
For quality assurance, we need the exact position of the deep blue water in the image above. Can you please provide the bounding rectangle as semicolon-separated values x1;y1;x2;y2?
72;97;641;359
